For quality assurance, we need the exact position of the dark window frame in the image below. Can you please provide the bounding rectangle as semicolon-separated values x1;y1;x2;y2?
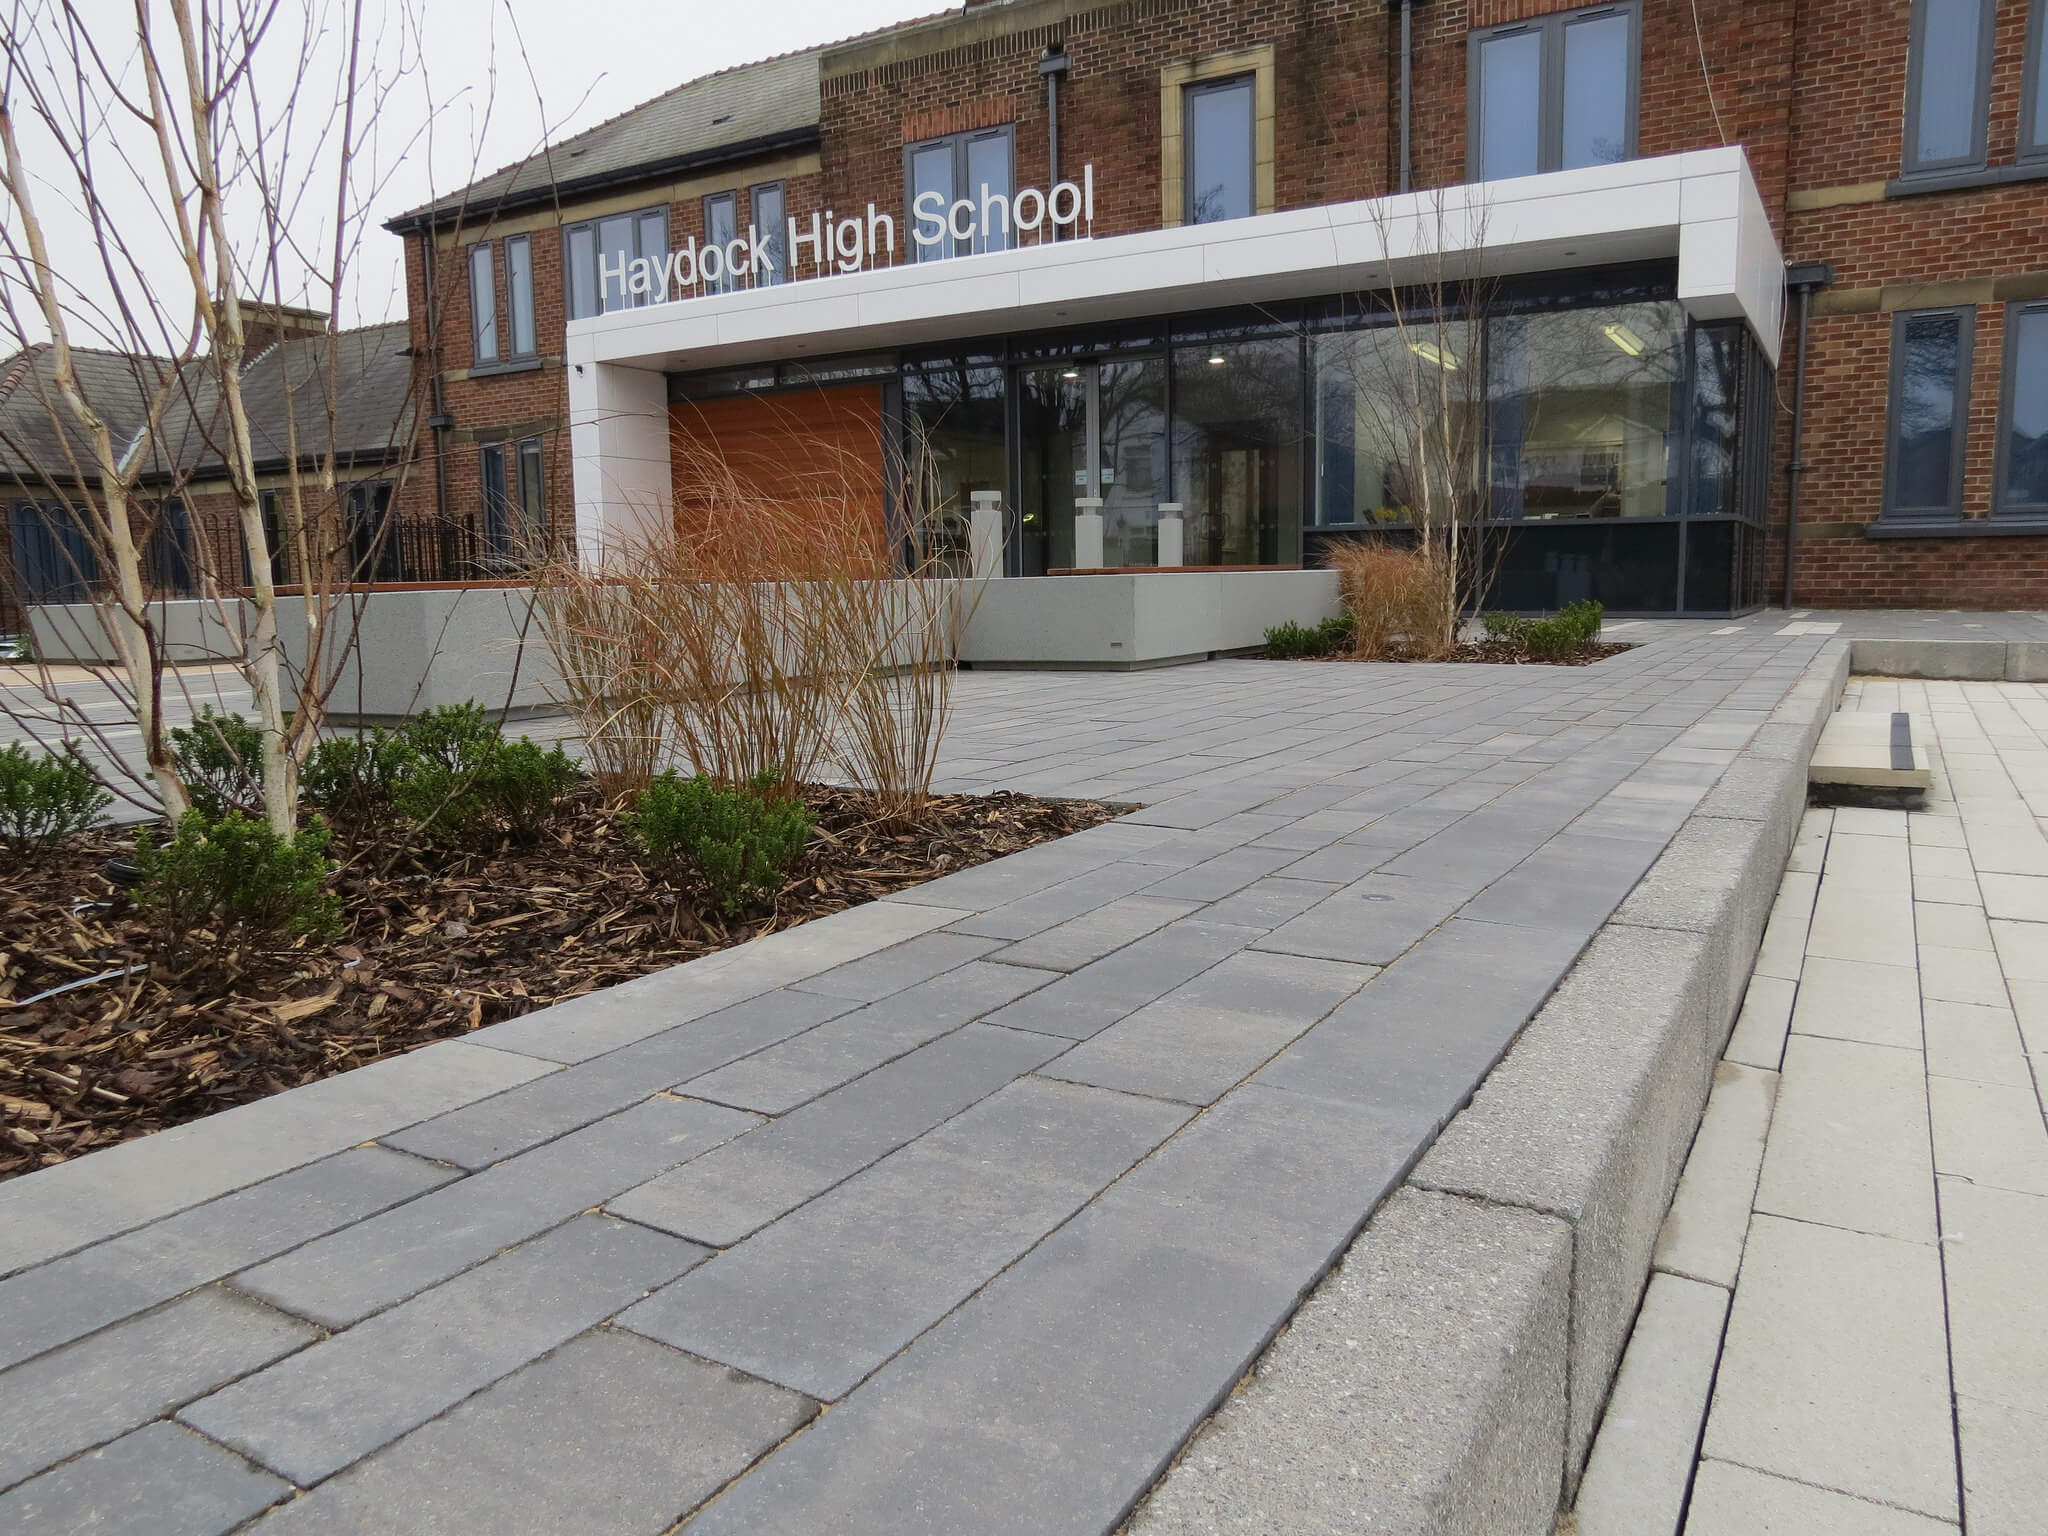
1467;1;1641;181
902;125;1017;262
467;241;498;365
2023;0;2048;161
749;180;787;286
1992;298;2048;518
1882;304;1976;523
504;233;536;358
1902;0;1998;179
1183;73;1257;226
562;203;670;319
703;190;740;296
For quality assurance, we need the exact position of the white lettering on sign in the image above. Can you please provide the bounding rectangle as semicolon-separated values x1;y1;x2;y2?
621;165;1098;303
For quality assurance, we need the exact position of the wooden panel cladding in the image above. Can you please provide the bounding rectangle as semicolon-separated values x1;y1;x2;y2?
669;384;889;564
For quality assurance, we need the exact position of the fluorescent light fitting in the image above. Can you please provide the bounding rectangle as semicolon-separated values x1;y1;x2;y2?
1061;369;1080;379
1207;353;1226;365
1410;340;1459;371
1603;322;1647;357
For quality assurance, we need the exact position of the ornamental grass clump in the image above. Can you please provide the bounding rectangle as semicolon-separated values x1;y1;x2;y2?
0;741;109;857
1323;541;1454;659
631;769;812;917
135;811;342;965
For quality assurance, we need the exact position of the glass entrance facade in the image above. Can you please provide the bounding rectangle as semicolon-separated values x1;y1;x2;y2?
668;261;1775;614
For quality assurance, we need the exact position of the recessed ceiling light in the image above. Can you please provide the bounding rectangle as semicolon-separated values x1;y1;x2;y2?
1208;353;1226;365
1061;369;1080;379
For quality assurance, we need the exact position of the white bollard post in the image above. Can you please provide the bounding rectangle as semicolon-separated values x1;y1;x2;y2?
968;490;1005;581
1073;496;1105;570
1155;502;1184;568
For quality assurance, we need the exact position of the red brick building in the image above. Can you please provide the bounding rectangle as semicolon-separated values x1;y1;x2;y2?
379;0;2048;613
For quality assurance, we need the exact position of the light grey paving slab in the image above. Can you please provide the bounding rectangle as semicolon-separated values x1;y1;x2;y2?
1250;871;1474;965
1682;1459;1957;1536
182;1215;703;1487
623;1077;1190;1400
1723;972;1796;1070
237;1095;755;1328
1750;870;1818;982
790;932;1003;1002
1915;897;1994;950
1940;1177;2048;1420
1457;832;1667;932
1573;1273;1729;1536
981;919;1266;1041
1920;941;2013;1006
0;1146;453;1376
467;900;972;1061
1981;871;2048;921
1192;874;1342;928
938;859;1166;940
680;1083;1429;1536
1137;844;1305;901
1788;956;1922;1050
1956;1391;2048;1536
1653;1061;1779;1290
1923;998;2034;1086
0;1287;317;1493
386;989;850;1169
607;1023;1064;1247
1040;950;1377;1106
1701;1213;1956;1522
0;1421;288;1536
1127;1188;1572;1536
993;895;1204;972
1753;1033;1937;1244
1254;917;1591;1131
248;1330;815;1536
1989;917;2048;981
1929;1076;2048;1195
1807;835;1916;965
0;1041;554;1279
678;960;1053;1114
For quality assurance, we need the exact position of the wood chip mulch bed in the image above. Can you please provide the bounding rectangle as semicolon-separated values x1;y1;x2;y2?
0;786;1116;1180
1276;640;1637;666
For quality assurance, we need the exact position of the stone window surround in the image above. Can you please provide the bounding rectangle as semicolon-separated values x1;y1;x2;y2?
1158;44;1275;229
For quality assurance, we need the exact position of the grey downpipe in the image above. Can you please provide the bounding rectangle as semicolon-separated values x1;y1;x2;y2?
1040;44;1070;241
1398;0;1413;194
1781;261;1834;608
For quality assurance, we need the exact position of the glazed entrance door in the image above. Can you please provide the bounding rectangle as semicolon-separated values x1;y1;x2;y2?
1018;359;1167;571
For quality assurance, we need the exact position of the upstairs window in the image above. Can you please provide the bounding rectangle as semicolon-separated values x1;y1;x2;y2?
1997;301;2048;516
751;181;787;285
565;206;669;319
468;242;497;364
704;192;739;296
505;234;536;357
905;127;1014;262
2023;0;2048;159
1904;0;1996;176
1884;306;1975;521
1469;2;1639;181
1186;76;1255;224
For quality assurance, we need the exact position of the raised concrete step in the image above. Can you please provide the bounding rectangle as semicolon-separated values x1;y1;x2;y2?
1809;710;1931;793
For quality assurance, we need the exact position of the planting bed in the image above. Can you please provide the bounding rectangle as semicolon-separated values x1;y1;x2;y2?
0;785;1114;1178
1277;639;1637;666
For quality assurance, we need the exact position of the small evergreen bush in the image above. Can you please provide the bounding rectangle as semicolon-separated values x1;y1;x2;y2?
301;729;415;831
631;770;811;916
1480;611;1530;644
1263;614;1356;659
1480;601;1603;660
0;741;110;855
474;737;581;841
135;810;342;958
171;709;267;818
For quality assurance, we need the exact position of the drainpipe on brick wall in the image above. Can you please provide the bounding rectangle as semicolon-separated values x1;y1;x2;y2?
1392;0;1414;194
1040;44;1069;242
420;231;455;566
1781;260;1834;609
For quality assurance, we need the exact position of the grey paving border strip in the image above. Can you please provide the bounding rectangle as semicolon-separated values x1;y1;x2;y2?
1849;636;2048;681
1128;640;1853;1536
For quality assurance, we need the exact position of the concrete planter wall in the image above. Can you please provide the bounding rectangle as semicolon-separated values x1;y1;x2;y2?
958;570;1342;669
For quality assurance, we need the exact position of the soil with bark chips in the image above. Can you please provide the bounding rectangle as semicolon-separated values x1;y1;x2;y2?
0;785;1116;1180
1285;640;1637;666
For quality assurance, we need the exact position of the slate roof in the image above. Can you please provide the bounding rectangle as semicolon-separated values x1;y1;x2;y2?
0;321;414;491
387;51;823;232
0;345;173;489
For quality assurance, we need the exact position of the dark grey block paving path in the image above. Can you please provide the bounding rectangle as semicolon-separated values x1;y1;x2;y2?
1;612;1994;1534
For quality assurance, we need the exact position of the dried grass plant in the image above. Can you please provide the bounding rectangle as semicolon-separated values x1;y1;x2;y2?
1324;540;1455;660
536;394;977;823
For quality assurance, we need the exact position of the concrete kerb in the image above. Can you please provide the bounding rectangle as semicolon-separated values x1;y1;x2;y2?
1128;641;1850;1535
1849;636;2046;681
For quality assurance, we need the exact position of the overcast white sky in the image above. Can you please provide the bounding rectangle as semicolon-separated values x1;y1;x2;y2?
4;0;940;346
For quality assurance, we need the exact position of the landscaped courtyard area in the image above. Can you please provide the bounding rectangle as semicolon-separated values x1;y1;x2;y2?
1;611;2044;1533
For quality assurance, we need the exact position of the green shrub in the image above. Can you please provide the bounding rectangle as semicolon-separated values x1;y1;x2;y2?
171;709;267;819
474;737;580;841
135;810;342;958
1264;614;1356;659
397;702;503;773
1560;598;1605;642
631;770;811;916
1480;611;1530;644
300;729;415;831
0;741;110;855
